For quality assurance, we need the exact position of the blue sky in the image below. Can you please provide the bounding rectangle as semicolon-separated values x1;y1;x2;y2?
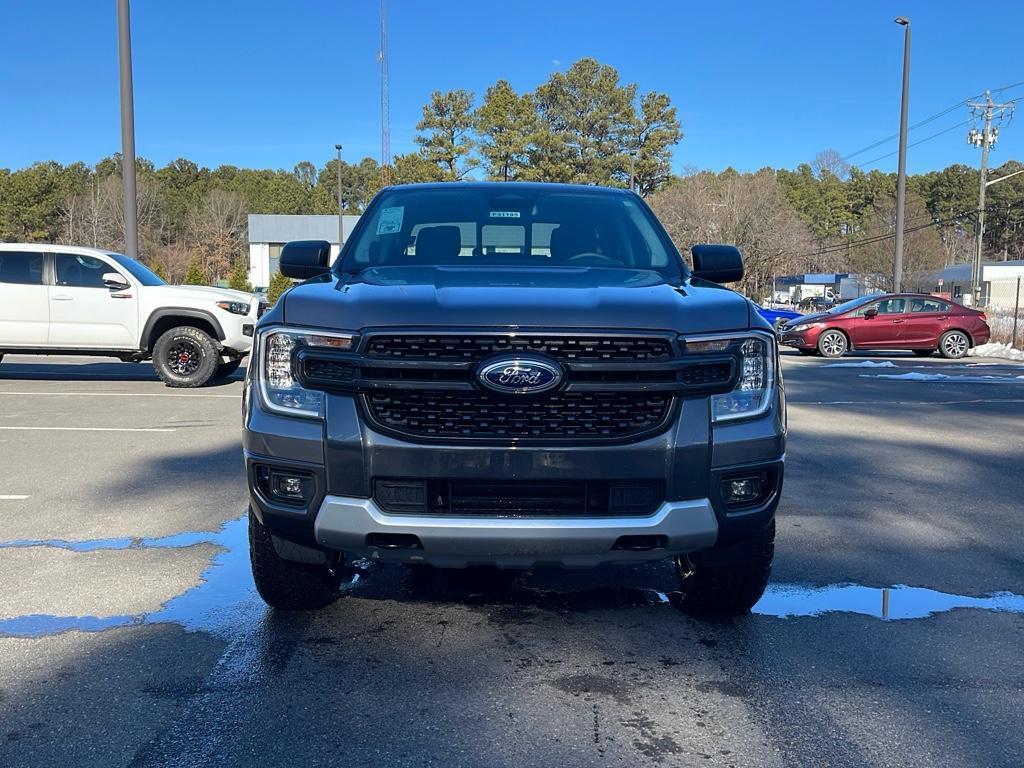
1;0;1021;175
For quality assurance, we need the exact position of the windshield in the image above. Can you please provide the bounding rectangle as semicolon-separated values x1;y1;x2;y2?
827;294;881;315
337;186;683;278
108;253;166;286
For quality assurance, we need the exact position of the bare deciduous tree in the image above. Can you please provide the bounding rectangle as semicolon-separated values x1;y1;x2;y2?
650;169;813;300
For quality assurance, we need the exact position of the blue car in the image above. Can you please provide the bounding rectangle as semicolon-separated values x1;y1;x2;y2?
754;304;803;330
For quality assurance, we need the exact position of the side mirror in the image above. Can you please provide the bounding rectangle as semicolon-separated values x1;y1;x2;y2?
691;244;744;284
280;240;332;279
863;307;878;319
102;272;130;290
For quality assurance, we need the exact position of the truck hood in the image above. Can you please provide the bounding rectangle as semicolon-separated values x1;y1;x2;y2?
281;266;751;333
149;284;256;304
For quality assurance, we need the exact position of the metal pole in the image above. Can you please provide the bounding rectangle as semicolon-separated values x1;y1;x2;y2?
117;0;138;259
1013;276;1021;349
892;17;911;293
335;144;344;253
973;97;992;306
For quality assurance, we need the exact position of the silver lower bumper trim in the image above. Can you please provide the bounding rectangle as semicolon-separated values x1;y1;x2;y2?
313;495;719;569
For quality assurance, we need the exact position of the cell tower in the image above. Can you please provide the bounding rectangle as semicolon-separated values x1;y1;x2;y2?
379;0;391;186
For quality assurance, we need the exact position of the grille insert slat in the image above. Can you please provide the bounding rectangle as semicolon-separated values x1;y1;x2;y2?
365;390;673;441
365;334;674;363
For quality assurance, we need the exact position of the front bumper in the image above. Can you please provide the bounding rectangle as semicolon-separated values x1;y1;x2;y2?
780;327;821;349
245;383;785;567
313;495;718;568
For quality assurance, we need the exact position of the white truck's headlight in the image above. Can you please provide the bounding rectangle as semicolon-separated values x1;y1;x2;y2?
257;328;354;418
216;300;250;315
711;334;776;423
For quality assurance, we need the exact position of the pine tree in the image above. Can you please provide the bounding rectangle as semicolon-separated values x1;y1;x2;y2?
266;270;293;304
183;257;206;285
227;257;252;292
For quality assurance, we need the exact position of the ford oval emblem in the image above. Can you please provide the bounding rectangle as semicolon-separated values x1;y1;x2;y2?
477;356;563;395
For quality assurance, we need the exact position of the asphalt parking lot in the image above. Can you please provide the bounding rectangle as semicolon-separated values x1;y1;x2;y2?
1;351;1023;768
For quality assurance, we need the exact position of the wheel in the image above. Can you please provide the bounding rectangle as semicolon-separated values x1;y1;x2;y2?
214;358;243;379
817;330;848;358
152;326;219;387
912;349;935;358
675;521;775;616
938;330;970;359
248;508;342;610
797;349;817;357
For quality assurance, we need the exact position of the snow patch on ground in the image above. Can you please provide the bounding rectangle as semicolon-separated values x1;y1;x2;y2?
860;371;1024;384
968;342;1024;362
826;360;896;368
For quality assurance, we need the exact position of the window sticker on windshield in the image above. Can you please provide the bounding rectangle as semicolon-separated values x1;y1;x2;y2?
377;206;404;235
489;211;521;218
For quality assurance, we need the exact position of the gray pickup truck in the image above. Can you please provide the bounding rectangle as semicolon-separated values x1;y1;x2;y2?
243;182;785;615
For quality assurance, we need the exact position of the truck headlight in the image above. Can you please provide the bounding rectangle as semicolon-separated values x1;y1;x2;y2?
216;300;250;315
710;333;776;423
256;327;354;418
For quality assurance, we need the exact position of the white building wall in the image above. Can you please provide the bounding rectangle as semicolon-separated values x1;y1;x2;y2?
248;243;270;289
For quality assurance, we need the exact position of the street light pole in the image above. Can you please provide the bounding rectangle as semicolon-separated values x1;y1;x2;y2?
892;16;911;293
117;0;138;259
335;144;344;254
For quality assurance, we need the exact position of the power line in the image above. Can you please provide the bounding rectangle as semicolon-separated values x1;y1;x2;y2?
856;121;968;168
797;201;1024;261
842;98;976;162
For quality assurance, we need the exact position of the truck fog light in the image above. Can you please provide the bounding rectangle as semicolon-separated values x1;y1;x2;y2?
254;464;313;506
277;476;304;497
724;477;761;503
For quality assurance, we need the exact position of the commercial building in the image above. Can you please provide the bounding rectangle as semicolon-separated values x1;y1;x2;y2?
247;214;361;289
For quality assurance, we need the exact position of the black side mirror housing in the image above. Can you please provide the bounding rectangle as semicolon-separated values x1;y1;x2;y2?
280;240;332;279
691;244;744;284
864;307;878;319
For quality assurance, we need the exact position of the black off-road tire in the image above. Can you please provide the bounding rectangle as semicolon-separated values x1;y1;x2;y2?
938;330;970;359
153;326;219;388
248;509;342;610
817;329;848;358
675;521;775;616
912;349;935;357
214;358;243;379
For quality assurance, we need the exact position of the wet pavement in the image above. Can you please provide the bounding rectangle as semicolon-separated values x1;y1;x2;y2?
1;352;1023;767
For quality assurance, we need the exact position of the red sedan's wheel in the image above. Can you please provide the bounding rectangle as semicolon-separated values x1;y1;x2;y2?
817;330;848;358
939;330;970;359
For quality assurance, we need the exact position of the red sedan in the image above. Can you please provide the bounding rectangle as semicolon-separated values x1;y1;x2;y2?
780;293;990;359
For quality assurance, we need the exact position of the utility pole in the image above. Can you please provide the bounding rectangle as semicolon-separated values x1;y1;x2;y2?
116;0;138;259
967;92;1015;306
892;17;911;293
378;0;391;186
335;144;344;253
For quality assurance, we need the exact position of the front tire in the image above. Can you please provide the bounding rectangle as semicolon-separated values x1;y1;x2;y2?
214;358;243;379
939;330;970;359
249;509;342;610
675;522;775;616
817;330;848;358
152;326;219;387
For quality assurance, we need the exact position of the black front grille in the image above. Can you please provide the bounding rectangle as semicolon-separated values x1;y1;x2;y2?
374;478;663;518
365;390;673;442
364;334;674;363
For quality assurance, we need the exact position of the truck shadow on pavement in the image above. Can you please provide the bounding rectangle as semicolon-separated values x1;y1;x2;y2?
0;359;243;385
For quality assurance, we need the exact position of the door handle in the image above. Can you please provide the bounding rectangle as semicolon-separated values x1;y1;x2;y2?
892;319;905;324
50;294;73;301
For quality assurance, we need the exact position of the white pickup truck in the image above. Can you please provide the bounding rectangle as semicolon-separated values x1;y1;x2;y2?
0;243;263;387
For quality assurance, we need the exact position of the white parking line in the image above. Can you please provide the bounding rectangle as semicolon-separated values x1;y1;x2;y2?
0;495;30;500
0;391;237;399
0;426;176;433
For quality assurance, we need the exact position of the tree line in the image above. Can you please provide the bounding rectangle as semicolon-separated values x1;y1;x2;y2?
1;56;1021;297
